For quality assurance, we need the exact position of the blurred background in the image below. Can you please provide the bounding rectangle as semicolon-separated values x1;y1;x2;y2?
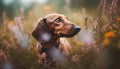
0;0;120;69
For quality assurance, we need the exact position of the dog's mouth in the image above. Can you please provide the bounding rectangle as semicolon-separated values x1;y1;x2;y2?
60;28;80;37
58;25;81;37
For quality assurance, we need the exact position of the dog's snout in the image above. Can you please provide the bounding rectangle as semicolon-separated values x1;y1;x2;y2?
73;25;81;32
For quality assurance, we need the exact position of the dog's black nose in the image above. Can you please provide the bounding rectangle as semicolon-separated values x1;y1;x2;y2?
73;25;81;32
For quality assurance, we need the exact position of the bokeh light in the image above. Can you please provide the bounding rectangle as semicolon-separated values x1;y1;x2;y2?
2;0;14;5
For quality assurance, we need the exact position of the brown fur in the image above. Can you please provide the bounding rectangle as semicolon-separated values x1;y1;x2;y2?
32;13;80;59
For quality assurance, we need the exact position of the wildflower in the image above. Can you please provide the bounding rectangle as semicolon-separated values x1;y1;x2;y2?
43;5;52;11
2;39;12;49
41;52;47;60
103;38;111;45
8;20;14;26
98;0;107;14
37;59;43;64
109;0;118;24
103;31;116;45
71;54;80;62
79;30;94;45
104;31;116;39
0;51;7;63
65;0;70;6
75;41;84;46
8;17;29;49
116;17;120;22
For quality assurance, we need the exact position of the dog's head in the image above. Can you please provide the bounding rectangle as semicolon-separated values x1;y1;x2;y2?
32;13;81;43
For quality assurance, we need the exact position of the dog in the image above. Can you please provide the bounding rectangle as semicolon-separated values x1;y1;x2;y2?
32;13;80;61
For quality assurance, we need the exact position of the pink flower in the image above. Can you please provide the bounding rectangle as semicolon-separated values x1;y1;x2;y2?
0;51;7;63
72;54;80;62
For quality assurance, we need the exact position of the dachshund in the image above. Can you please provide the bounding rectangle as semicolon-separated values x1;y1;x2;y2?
32;13;80;61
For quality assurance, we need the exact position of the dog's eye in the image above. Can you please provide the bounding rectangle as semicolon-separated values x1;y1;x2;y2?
55;18;62;23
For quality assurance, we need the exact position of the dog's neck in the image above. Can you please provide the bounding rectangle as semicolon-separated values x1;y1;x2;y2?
40;34;60;48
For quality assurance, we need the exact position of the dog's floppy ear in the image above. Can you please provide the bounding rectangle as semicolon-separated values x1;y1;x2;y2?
31;19;41;41
32;18;51;43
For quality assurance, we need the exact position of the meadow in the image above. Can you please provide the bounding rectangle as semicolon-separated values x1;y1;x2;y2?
0;0;120;69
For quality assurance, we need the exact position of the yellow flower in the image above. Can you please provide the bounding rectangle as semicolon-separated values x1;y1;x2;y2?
103;38;111;45
104;31;116;39
43;6;52;11
76;41;84;46
8;20;14;26
116;17;120;22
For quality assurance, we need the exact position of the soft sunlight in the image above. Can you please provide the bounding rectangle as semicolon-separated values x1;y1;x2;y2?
3;0;14;5
0;0;119;69
35;0;48;5
3;0;48;6
21;0;48;5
